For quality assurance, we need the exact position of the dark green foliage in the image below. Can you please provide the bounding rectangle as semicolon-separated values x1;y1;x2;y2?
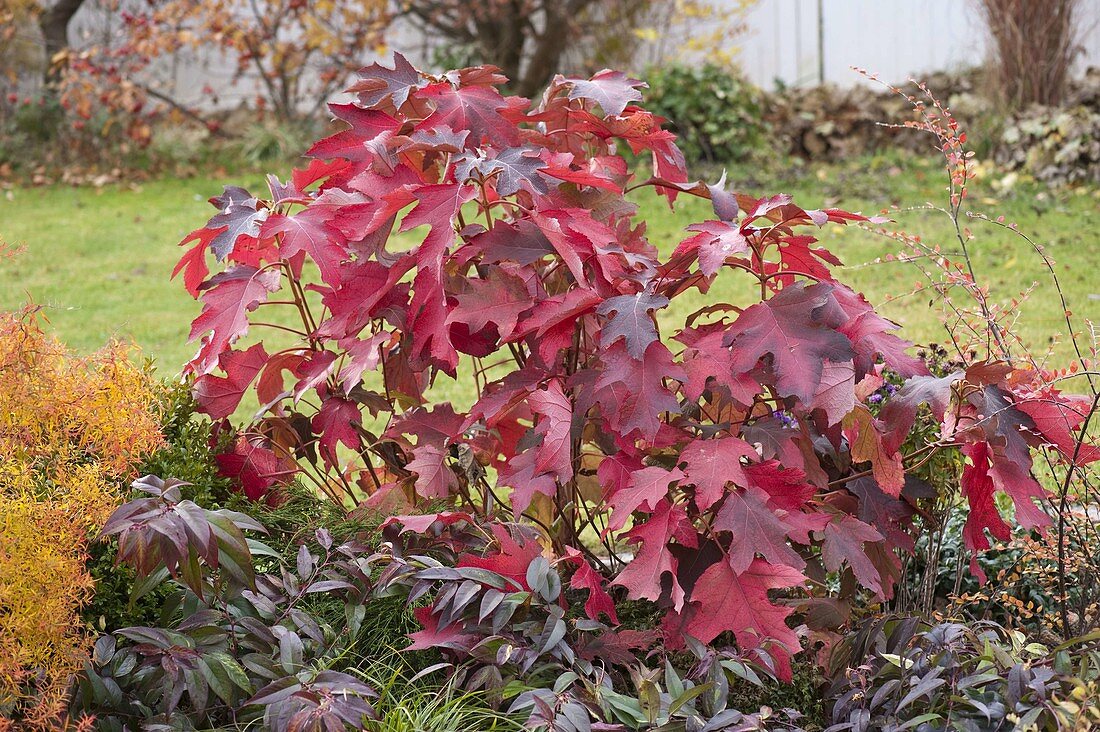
84;382;231;633
825;617;1100;731
141;381;235;507
644;63;770;165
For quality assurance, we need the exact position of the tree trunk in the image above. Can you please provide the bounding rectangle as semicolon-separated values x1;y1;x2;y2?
39;0;86;86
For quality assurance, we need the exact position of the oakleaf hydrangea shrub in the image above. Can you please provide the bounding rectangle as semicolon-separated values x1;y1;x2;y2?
174;54;1098;689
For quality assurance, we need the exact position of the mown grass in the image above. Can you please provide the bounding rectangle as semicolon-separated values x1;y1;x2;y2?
1;153;1097;384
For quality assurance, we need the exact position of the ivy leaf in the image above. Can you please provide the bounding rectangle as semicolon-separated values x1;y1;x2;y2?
567;70;646;116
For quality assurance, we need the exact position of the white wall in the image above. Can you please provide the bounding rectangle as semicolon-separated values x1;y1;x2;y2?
733;0;1100;90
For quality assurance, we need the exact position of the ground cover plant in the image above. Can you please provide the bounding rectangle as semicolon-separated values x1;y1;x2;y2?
105;55;1100;729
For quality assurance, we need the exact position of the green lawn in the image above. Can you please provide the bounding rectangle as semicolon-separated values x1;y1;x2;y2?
1;155;1097;380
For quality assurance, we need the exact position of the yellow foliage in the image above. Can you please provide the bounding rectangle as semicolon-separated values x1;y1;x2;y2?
0;307;164;726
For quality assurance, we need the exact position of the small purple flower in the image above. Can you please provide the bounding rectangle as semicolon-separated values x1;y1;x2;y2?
868;393;883;404
885;383;898;396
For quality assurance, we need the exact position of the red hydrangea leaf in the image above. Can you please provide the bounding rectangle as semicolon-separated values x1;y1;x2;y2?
380;511;476;534
349;52;425;109
193;343;269;419
337;331;395;395
315;260;412;340
528;379;574;482
676;323;759;405
597;292;668;359
540;152;624;192
1015;389;1100;466
478;146;549;196
713;488;804;573
564;548;619;624
612;498;691;610
607;465;684;532
768;234;841;287
307;104;402;164
510;287;602;342
724;282;855;405
813;359;857;426
676;221;749;277
961;442;1012;567
205;186;269;261
830;284;927;379
290;157;351;192
878;373;959;454
969;386;1051;531
844;405;905;496
256;352;306;405
400;182;476;268
419;81;524;147
458;524;542;591
446;268;531;341
188;266;282;376
312;397;361;464
593;341;685;441
679;436;757;511
567;70;646;117
685;558;804;681
406;443;457;499
821;514;887;596
173;228;215;297
262;209;348;285
500;449;557;516
215;435;295;503
406;606;476;652
471;219;555;266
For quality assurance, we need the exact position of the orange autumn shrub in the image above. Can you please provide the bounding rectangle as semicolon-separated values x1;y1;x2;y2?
0;307;164;728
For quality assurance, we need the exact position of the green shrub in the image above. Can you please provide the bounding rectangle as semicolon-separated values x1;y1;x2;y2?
826;617;1100;730
644;62;770;164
